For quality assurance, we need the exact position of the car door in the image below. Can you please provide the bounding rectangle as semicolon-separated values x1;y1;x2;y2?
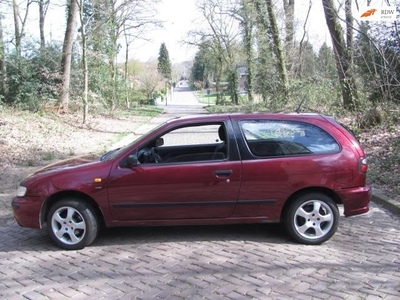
106;122;242;220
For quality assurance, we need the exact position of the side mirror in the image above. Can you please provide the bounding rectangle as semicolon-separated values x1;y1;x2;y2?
155;138;164;147
127;154;139;168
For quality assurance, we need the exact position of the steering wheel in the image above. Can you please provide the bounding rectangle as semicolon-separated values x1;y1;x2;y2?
151;147;162;163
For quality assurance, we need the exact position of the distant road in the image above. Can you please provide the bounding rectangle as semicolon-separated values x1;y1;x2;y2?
155;80;208;115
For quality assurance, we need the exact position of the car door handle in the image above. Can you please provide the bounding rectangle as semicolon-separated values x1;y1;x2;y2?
214;170;232;177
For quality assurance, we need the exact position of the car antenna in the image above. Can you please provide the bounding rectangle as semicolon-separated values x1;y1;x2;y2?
296;97;307;114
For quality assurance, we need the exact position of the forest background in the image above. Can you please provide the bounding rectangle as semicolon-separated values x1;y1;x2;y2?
0;0;399;204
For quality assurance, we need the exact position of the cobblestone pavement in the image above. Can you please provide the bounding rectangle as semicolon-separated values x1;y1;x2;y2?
1;203;400;299
2;88;399;299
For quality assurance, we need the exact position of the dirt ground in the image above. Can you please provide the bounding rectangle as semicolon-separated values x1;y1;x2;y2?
1;107;399;227
358;124;400;201
0;108;152;226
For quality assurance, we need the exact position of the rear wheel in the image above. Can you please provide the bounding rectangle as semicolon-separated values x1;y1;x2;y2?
47;198;99;250
284;193;339;245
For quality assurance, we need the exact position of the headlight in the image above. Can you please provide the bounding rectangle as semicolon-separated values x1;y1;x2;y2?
17;186;27;197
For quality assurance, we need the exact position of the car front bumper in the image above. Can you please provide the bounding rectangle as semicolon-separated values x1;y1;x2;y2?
12;196;44;229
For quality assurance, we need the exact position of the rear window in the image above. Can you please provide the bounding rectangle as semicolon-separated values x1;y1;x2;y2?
240;120;340;157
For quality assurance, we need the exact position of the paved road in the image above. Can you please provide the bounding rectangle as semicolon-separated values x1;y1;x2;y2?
158;80;209;115
1;85;400;299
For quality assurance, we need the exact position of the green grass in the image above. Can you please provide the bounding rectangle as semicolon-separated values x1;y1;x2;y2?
110;106;163;117
42;152;56;161
129;106;164;117
197;93;217;105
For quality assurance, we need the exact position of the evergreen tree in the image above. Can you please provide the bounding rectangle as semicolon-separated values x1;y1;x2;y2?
157;43;172;80
317;42;336;80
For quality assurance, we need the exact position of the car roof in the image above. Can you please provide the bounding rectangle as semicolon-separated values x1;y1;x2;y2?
167;112;327;123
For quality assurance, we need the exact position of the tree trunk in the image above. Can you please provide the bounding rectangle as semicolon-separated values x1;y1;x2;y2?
253;0;271;104
0;14;7;94
12;0;21;56
265;0;289;98
283;0;294;53
322;0;357;109
345;0;353;65
59;0;79;113
124;26;130;108
39;0;48;49
241;0;254;102
12;0;31;56
78;0;88;123
215;56;223;105
283;0;298;74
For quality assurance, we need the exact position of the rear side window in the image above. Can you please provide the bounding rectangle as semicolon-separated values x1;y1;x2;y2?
240;120;340;157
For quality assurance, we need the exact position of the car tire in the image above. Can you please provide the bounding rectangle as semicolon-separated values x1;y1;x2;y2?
284;193;339;245
47;198;99;250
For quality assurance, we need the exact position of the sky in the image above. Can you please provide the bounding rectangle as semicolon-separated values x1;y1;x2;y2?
142;0;330;62
4;0;395;63
2;0;199;63
72;0;200;63
129;0;199;63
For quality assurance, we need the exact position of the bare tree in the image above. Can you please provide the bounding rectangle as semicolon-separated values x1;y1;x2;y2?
12;0;21;55
345;0;353;64
282;0;295;65
139;61;163;101
121;1;161;107
38;0;50;49
77;0;89;123
59;0;79;113
265;0;289;98
322;0;358;109
297;0;312;78
251;0;272;103
12;0;32;56
0;13;7;94
88;0;161;111
194;0;241;104
240;0;255;102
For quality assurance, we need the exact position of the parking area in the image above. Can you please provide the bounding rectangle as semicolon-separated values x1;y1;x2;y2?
1;202;399;299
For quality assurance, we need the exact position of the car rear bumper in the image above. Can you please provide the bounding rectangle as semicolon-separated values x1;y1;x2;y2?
336;185;372;217
12;196;43;229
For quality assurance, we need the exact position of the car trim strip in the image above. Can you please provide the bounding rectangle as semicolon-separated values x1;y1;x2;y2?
113;199;277;209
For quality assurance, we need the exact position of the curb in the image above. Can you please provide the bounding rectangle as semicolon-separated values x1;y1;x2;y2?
371;190;400;216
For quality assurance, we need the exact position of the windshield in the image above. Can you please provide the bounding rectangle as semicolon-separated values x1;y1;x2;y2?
100;121;167;162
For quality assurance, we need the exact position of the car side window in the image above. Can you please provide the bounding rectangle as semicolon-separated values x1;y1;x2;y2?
240;120;340;157
138;123;228;164
161;124;221;146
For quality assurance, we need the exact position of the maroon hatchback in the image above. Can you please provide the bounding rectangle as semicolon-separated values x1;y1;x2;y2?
12;113;371;250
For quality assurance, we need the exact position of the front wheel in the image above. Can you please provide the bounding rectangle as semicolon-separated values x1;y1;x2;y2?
47;198;99;250
284;193;339;245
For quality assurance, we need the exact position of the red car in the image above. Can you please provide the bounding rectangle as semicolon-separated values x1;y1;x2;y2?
12;113;371;250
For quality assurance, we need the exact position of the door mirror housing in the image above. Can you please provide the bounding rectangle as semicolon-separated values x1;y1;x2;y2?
127;154;139;168
155;138;164;147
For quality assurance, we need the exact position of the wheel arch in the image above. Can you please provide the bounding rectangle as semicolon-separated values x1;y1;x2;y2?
281;187;342;222
41;191;105;227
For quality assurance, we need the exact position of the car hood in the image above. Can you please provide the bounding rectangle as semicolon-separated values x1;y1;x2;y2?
28;154;100;177
20;153;114;197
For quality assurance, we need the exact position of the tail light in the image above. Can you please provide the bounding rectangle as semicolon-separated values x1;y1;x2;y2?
359;158;368;173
